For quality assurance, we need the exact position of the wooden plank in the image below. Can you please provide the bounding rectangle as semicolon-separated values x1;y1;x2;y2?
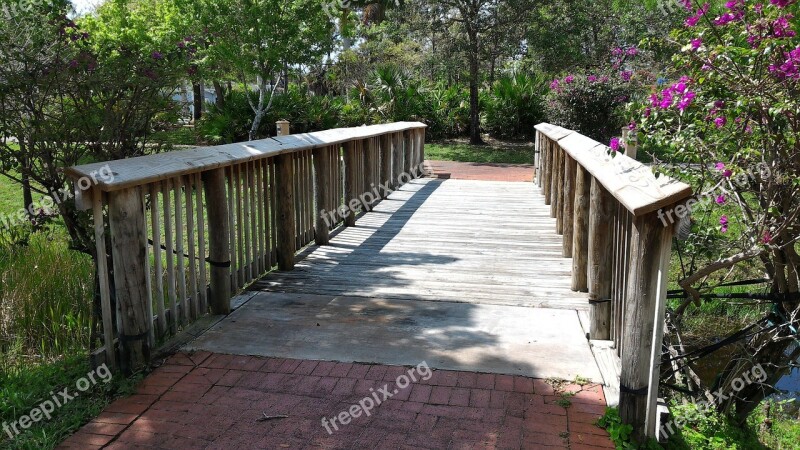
149;184;167;338
108;187;150;372
184;175;199;320
92;189;116;370
174;179;188;326
195;173;209;314
162;179;178;334
314;146;331;245
557;132;692;216
227;167;238;291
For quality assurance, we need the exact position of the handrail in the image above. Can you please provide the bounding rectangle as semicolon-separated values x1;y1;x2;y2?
67;122;427;377
67;122;426;193
535;123;692;441
535;123;692;216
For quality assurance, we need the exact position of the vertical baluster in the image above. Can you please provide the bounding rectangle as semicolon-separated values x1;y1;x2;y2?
141;189;155;347
235;165;245;284
256;160;265;274
195;173;208;313
149;184;166;338
184;175;199;320
92;189;116;370
227;166;238;292
242;163;252;283
162;179;177;333
248;161;258;278
270;159;278;267
174;179;188;325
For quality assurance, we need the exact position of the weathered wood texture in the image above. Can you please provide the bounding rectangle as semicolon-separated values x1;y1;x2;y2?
535;123;691;440
251;179;590;309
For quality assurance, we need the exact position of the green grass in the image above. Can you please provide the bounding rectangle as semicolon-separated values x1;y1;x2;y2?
150;126;198;147
0;355;141;449
425;142;534;164
0;173;22;217
0;229;94;370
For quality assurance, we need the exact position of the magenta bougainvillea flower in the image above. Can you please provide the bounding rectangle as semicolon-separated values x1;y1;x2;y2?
610;137;621;152
720;215;729;233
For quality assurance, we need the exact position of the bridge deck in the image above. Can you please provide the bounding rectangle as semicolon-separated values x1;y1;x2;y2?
253;178;590;309
189;178;602;382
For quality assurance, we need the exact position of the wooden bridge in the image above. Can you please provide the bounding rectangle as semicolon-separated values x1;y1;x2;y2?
67;122;692;441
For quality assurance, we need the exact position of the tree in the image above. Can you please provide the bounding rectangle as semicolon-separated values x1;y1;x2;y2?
198;0;335;140
636;0;800;424
432;0;532;144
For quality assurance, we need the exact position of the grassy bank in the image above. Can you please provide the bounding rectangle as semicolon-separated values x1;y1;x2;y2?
425;140;534;164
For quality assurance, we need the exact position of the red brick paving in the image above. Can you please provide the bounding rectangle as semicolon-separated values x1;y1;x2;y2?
58;352;614;449
425;160;535;183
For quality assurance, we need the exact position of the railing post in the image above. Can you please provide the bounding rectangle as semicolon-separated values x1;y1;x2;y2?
108;187;151;373
202;169;232;314
344;140;359;227
364;138;377;211
619;211;673;441
563;155;576;257
403;130;412;176
589;178;614;339
380;134;392;199
392;133;403;188
275;153;296;270
553;147;564;232
544;139;553;203
313;146;332;245
572;165;590;291
418;128;426;169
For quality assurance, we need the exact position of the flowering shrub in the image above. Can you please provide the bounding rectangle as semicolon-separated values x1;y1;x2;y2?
633;0;800;423
546;47;648;143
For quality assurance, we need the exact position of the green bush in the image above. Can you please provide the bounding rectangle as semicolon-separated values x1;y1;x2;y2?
545;72;633;144
483;73;547;140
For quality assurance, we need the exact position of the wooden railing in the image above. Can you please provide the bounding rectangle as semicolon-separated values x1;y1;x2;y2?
66;122;427;374
535;123;693;440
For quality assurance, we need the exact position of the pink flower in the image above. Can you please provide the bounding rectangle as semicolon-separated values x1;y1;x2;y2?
763;231;772;244
628;121;637;130
723;169;733;178
720;215;729;233
550;79;560;90
715;195;727;205
610;137;621;152
714;116;727;128
565;75;575;84
715;162;726;171
691;38;703;50
588;75;598;82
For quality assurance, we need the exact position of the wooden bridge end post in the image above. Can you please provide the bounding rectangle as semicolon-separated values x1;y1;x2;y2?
619;210;674;441
108;187;151;373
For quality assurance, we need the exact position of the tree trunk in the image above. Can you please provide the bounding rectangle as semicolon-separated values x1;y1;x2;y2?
192;82;204;121
20;148;33;222
467;30;484;145
213;81;225;109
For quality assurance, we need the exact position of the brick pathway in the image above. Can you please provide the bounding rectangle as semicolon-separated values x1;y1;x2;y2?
425;160;535;183
58;352;614;450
